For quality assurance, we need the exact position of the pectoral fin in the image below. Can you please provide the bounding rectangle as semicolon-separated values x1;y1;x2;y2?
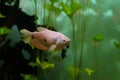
49;45;56;51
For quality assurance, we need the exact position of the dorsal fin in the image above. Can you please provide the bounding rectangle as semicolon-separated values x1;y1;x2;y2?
37;27;48;31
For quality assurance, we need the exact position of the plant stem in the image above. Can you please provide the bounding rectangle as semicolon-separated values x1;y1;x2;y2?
43;0;46;24
78;0;90;80
69;0;79;80
34;0;38;28
93;42;99;80
71;18;78;80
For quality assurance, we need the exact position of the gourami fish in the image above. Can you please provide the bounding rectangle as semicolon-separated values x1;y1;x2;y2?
20;27;71;51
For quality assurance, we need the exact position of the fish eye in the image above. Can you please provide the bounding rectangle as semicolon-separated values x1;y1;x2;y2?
43;38;47;42
63;40;66;42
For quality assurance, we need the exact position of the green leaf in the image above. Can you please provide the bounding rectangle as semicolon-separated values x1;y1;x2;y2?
114;41;120;49
67;66;81;77
60;2;81;18
60;2;72;17
93;34;103;42
85;68;95;76
0;27;11;35
46;4;61;14
72;2;81;13
36;57;55;70
21;74;37;80
6;0;15;4
40;61;55;70
28;62;38;67
0;13;5;18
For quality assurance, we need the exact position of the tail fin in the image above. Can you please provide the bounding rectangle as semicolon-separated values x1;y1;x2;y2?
20;29;32;43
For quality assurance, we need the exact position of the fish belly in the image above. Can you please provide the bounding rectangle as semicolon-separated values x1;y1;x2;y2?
30;39;49;50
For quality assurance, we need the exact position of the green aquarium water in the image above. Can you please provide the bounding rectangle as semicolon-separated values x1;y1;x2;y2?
0;0;120;80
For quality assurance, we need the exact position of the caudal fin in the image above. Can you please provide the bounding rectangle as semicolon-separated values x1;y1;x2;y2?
20;29;32;43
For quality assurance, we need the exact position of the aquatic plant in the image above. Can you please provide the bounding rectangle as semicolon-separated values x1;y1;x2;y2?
29;57;55;70
84;68;95;76
30;0;90;80
45;0;82;80
67;66;81;78
21;74;37;80
0;27;11;36
67;66;95;78
0;13;5;18
93;34;104;42
114;41;120;49
1;0;120;80
92;34;103;80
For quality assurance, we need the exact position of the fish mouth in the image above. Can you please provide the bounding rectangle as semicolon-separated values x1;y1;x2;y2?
66;40;71;44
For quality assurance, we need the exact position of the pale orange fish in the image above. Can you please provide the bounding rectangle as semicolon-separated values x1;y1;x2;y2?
20;27;71;51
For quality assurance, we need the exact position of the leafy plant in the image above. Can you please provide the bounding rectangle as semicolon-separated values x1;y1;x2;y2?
67;66;81;78
67;66;95;78
85;68;95;76
0;27;11;35
60;2;81;18
0;13;5;18
45;3;61;14
93;34;104;42
114;41;120;49
21;74;37;80
29;57;55;70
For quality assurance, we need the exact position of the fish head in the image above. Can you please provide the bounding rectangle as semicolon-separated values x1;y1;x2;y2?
56;35;71;48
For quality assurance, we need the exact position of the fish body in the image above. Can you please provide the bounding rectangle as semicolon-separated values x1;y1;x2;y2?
20;27;70;51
